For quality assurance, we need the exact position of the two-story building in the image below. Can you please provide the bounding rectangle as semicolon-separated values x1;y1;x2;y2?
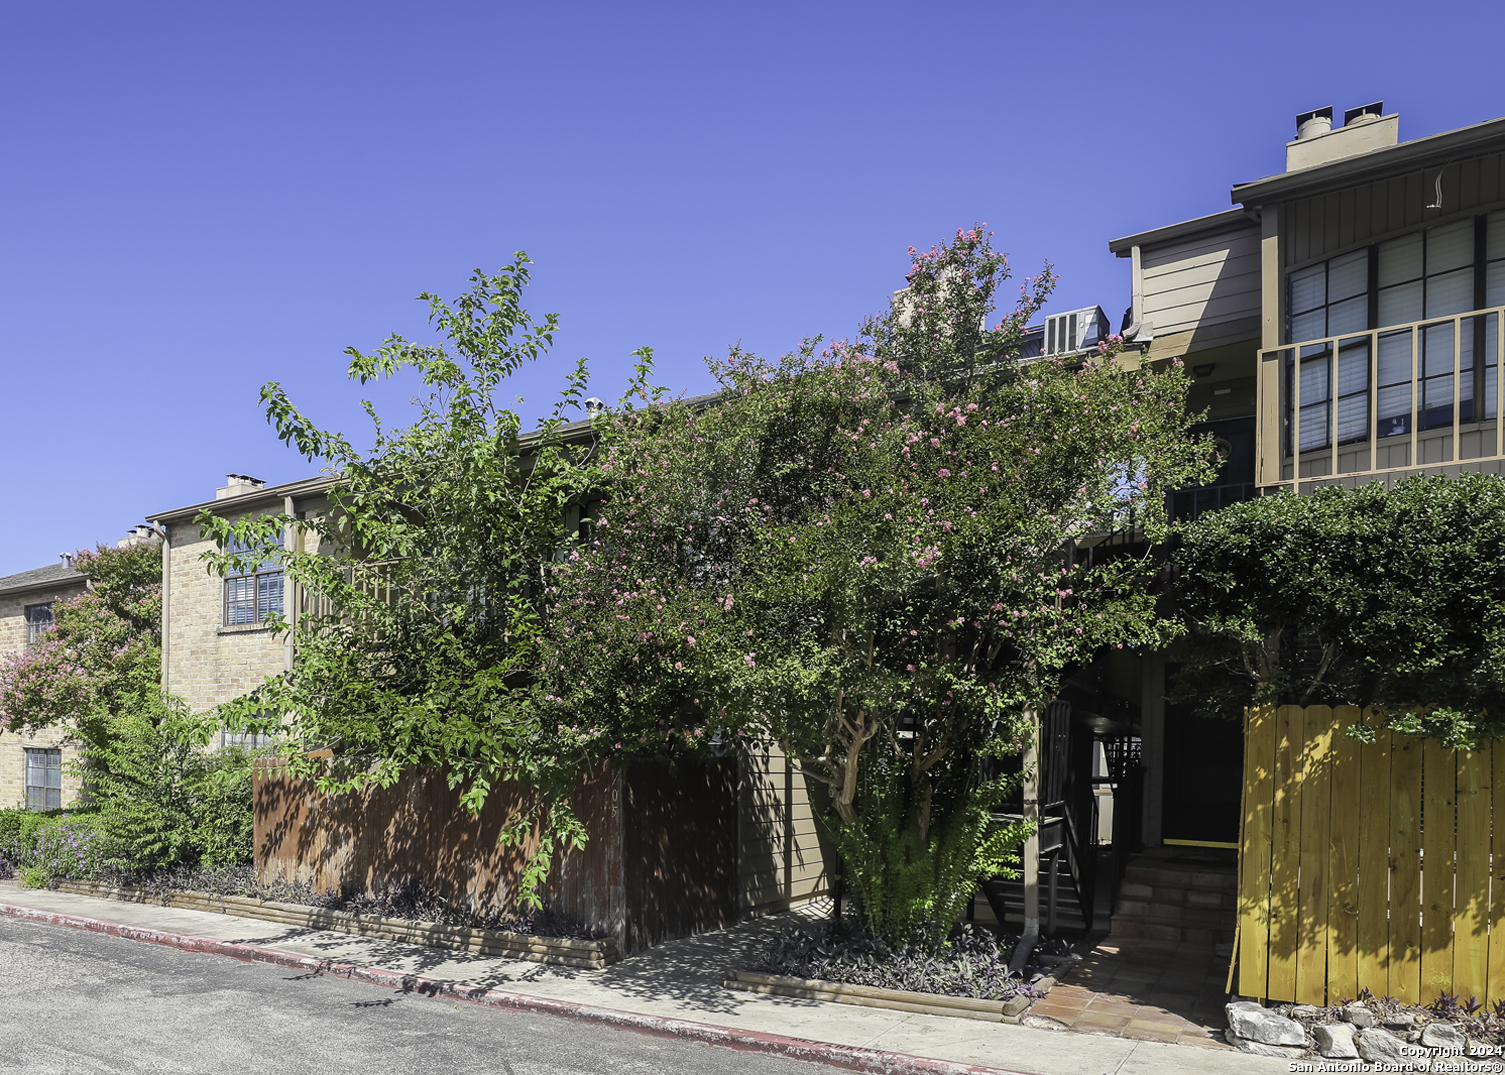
0;557;88;809
1071;102;1505;928
0;524;161;810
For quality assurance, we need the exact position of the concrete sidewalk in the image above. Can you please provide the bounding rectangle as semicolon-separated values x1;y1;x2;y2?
0;883;1283;1075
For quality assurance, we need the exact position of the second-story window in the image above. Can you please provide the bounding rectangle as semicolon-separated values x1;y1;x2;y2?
1288;249;1369;345
1487;210;1505;308
1378;218;1477;326
24;603;54;646
224;536;284;626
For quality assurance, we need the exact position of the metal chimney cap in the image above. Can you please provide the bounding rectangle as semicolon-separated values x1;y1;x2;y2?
583;397;605;417
1343;101;1384;126
1296;106;1334;140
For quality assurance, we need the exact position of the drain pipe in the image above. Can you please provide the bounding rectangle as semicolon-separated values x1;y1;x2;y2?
1009;709;1042;976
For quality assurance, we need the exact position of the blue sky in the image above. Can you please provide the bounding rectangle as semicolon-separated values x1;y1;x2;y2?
3;0;1503;570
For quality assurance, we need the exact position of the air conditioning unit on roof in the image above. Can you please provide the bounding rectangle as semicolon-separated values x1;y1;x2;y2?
1043;306;1110;356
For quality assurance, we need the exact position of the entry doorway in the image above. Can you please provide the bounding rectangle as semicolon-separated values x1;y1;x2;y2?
1160;702;1242;846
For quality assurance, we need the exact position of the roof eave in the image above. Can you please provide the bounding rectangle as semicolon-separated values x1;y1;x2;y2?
0;574;86;599
1232;116;1505;207
146;475;337;525
1108;208;1258;256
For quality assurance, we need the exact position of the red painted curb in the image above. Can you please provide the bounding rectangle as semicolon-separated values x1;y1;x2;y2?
0;899;1025;1075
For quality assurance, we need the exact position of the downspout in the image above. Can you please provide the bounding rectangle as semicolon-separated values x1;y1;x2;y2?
1009;709;1042;976
155;522;170;694
1120;245;1148;343
283;495;297;673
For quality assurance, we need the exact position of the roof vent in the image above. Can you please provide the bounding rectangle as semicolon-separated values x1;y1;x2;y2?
1295;106;1334;141
216;474;267;501
1344;101;1384;126
584;397;605;418
59;553;74;568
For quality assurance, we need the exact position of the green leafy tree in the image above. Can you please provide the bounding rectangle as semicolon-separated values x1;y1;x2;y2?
542;228;1217;941
1172;474;1505;747
202;255;656;906
0;542;162;751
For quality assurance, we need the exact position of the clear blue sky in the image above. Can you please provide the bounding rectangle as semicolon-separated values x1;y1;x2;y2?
3;0;1502;570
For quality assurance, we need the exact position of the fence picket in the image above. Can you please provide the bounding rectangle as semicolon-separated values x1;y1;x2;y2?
1454;749;1490;1002
1421;740;1457;1003
1296;707;1333;1004
1268;705;1305;1001
1356;716;1392;998
1238;705;1275;1000
1389;736;1424;1004
1489;744;1505;1004
1327;706;1362;1003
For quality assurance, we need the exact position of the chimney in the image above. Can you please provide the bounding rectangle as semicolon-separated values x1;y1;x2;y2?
1287;102;1398;172
216;474;267;501
117;524;161;549
59;553;74;568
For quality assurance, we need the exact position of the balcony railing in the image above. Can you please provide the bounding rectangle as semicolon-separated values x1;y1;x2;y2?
1262;306;1503;488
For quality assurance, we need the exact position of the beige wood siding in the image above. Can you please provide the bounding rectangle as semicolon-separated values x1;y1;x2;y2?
1141;222;1262;352
738;741;831;913
1281;152;1505;268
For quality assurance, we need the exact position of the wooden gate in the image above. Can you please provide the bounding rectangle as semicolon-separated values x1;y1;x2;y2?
1239;704;1505;1005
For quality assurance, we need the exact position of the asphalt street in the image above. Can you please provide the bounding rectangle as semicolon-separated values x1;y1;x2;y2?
0;916;845;1075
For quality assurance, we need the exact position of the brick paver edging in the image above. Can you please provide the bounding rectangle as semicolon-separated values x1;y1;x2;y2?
0;900;1025;1075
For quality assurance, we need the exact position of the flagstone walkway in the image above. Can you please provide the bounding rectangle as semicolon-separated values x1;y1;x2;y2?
1028;936;1233;1050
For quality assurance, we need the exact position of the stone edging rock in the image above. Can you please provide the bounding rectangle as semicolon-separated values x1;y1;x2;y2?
50;880;617;970
723;968;1053;1023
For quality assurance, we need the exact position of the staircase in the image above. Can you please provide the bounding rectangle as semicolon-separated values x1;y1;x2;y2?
1109;846;1237;944
977;855;1092;934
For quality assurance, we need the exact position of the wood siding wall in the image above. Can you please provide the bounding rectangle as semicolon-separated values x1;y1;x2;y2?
1239;705;1505;1006
1141;223;1262;352
739;742;832;913
1281;151;1505;269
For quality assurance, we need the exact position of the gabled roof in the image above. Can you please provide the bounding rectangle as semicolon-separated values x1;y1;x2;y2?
0;561;85;598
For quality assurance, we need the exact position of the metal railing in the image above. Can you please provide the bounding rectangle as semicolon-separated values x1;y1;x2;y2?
1167;482;1259;524
1263;306;1504;488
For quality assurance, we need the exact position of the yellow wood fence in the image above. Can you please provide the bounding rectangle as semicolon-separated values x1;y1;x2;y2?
1239;704;1505;1005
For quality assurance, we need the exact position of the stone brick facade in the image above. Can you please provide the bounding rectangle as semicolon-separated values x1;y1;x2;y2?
163;511;288;716
151;474;332;738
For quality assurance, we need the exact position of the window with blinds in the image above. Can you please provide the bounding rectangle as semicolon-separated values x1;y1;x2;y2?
24;748;61;811
1285;213;1505;448
1288;249;1370;345
223;534;284;626
1378;218;1477;325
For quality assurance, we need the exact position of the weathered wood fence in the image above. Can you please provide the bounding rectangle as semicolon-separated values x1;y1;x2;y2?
1239;704;1505;1005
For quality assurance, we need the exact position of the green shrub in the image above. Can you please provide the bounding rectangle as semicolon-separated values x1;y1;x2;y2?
1;810;110;881
20;865;47;888
30;813;110;881
85;700;255;872
0;806;72;867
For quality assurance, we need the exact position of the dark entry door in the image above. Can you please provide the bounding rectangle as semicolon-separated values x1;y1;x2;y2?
1161;702;1243;845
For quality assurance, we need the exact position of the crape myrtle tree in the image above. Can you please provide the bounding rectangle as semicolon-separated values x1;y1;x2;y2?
202;255;657;905
0;542;162;751
541;228;1217;942
0;542;250;869
1171;474;1505;748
